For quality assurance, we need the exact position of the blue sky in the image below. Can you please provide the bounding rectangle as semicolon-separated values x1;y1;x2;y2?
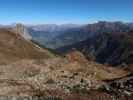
0;0;133;24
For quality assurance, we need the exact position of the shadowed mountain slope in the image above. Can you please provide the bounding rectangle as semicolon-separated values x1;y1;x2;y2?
56;32;133;66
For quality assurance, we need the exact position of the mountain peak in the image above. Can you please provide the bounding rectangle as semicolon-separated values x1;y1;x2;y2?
13;23;32;40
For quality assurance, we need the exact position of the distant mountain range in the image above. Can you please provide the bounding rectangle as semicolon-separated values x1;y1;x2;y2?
46;21;133;49
26;24;81;46
2;21;133;49
20;21;133;49
1;21;133;66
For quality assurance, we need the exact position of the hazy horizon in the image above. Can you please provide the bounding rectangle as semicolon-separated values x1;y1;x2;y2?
0;20;133;26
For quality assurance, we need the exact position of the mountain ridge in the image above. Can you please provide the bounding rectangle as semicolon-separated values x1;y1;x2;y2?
44;21;133;49
0;28;54;64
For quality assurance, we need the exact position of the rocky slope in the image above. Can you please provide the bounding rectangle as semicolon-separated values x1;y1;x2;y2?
0;51;130;98
0;28;54;64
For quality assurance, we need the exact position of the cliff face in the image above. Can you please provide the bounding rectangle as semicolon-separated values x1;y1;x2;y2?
13;23;32;40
